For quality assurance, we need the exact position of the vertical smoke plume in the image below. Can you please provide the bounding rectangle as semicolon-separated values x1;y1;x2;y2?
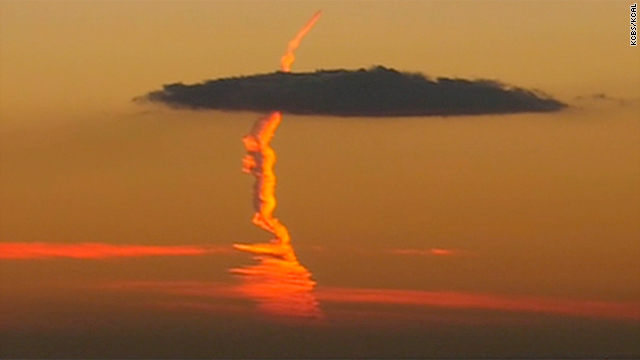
238;111;292;251
232;11;324;321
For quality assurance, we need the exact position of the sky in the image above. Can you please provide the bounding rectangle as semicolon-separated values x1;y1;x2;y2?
1;1;639;358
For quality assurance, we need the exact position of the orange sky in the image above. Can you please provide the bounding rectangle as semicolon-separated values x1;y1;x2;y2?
1;1;639;358
1;1;637;121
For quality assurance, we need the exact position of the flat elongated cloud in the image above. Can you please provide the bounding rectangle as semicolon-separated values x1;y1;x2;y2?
315;288;640;322
0;242;232;259
141;66;566;117
391;248;460;256
104;281;640;322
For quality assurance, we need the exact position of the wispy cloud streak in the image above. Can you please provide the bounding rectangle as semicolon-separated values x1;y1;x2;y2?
316;288;640;321
390;248;462;257
0;242;232;260
103;281;640;322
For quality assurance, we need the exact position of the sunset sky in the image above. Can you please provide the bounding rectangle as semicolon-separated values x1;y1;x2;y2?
1;1;639;358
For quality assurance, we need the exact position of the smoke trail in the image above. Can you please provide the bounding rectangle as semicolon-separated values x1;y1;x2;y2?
239;112;293;249
280;11;322;72
237;12;322;252
232;11;323;320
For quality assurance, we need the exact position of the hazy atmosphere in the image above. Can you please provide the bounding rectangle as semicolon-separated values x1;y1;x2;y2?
1;1;639;358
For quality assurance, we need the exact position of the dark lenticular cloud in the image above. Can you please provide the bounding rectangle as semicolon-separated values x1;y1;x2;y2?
141;66;566;117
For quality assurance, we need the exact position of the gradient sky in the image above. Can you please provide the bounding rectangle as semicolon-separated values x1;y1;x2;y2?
1;1;639;358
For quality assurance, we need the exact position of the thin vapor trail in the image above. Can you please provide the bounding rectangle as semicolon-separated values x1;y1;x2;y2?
281;11;322;72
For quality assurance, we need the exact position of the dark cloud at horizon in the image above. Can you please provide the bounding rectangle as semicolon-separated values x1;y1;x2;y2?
139;66;567;117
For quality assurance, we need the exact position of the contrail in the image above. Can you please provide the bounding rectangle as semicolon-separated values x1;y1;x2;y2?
232;11;324;321
237;11;322;255
238;111;292;253
280;10;322;72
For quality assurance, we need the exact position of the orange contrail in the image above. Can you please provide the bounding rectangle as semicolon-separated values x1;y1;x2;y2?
280;10;322;72
239;111;294;259
237;11;322;255
232;12;323;320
